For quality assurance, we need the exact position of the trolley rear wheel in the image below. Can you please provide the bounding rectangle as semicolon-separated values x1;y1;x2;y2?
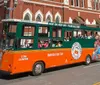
85;55;91;65
32;62;44;76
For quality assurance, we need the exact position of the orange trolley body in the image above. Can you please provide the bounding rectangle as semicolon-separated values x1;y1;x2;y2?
0;48;94;75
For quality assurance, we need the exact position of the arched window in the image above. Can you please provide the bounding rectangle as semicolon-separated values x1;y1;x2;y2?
55;16;60;23
36;14;42;22
24;13;30;20
35;10;43;22
45;11;53;22
46;15;51;22
55;12;61;23
23;8;32;21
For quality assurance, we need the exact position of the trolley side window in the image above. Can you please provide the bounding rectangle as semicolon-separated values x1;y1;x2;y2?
52;27;62;48
22;26;35;37
52;28;62;38
73;30;84;39
38;27;49;37
17;39;34;49
8;24;16;33
38;27;50;48
64;31;72;41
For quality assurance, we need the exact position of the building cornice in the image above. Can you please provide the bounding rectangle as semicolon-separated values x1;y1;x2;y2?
69;7;100;15
41;0;63;5
23;0;63;8
22;0;100;15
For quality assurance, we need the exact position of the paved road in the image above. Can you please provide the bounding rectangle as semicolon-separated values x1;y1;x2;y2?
0;62;100;85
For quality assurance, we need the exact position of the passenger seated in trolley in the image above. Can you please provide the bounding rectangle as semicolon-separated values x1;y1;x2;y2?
64;37;70;41
85;31;93;39
21;39;30;48
43;41;49;48
38;40;42;48
29;43;33;48
38;40;49;48
52;41;56;47
56;41;62;47
78;34;84;38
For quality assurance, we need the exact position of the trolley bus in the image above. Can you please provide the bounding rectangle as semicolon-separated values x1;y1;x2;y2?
0;19;100;76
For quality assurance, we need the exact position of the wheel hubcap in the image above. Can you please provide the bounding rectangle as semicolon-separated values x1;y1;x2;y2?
35;64;42;74
87;57;90;64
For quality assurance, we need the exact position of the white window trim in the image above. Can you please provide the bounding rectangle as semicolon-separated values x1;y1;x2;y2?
45;11;53;22
92;19;96;25
76;0;80;7
73;0;75;6
78;0;80;7
94;0;97;10
98;1;100;10
23;8;32;21
69;17;73;24
81;0;85;8
35;10;43;22
71;0;75;7
85;19;90;25
55;12;61;23
64;0;69;5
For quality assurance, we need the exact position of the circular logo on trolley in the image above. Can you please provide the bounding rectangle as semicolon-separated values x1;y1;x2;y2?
71;42;82;60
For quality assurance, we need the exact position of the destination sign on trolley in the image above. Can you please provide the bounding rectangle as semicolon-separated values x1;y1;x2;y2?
48;22;80;28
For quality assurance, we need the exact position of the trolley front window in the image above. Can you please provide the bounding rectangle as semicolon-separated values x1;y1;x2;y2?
1;23;17;49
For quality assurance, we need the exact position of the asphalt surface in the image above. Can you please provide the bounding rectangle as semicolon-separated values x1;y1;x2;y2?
0;62;100;85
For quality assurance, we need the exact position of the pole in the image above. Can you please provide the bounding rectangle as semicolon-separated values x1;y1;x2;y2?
63;4;64;23
12;0;14;19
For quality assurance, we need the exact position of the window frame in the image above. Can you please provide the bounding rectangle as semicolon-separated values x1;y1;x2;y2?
22;25;35;37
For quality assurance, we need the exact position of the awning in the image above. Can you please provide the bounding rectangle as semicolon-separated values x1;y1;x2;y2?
96;19;100;25
74;17;85;25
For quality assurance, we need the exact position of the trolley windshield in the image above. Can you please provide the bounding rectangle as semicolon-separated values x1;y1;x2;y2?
1;22;17;50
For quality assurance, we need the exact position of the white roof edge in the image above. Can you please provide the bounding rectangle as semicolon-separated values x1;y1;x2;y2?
2;19;22;22
1;19;81;27
2;19;48;25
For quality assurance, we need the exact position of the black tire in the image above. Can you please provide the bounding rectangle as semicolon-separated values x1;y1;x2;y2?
32;62;44;76
85;55;91;65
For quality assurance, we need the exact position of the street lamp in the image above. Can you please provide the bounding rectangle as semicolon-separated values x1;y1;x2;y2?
14;0;18;7
4;0;18;8
4;0;18;19
4;0;8;8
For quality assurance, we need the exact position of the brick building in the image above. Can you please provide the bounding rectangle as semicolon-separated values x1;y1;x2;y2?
0;0;5;39
0;0;100;38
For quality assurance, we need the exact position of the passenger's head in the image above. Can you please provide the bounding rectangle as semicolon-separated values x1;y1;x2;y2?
87;31;91;36
95;35;98;40
95;35;100;40
98;35;100;40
